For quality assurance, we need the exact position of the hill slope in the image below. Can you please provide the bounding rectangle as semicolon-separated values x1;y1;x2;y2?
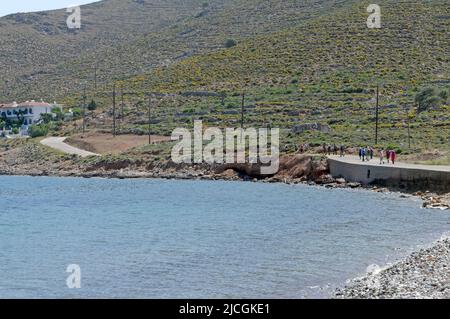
0;0;346;102
88;0;449;150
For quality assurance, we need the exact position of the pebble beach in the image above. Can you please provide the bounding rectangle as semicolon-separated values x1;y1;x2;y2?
336;238;450;299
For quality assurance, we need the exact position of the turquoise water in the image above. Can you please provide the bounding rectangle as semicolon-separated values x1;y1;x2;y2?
0;176;449;298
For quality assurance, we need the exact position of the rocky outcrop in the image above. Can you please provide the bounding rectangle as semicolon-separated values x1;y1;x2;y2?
214;163;266;177
213;155;330;181
277;155;313;178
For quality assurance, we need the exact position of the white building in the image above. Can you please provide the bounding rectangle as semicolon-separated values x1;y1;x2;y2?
0;100;61;135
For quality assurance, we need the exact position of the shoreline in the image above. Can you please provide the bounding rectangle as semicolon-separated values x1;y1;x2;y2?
335;235;450;299
1;163;448;194
1;163;449;209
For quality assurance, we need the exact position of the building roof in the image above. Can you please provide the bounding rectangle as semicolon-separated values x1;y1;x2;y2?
0;100;53;109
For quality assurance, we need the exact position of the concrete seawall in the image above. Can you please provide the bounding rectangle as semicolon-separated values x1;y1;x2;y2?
328;157;450;193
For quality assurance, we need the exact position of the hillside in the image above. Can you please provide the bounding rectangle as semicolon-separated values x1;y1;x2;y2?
76;0;449;151
0;0;203;101
0;0;346;102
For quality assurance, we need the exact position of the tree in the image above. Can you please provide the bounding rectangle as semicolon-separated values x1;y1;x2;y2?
51;107;64;121
87;99;97;111
72;107;83;119
1;114;11;130
16;110;25;125
40;113;54;124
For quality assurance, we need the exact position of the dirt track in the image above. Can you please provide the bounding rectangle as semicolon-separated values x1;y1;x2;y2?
65;133;172;155
40;137;99;157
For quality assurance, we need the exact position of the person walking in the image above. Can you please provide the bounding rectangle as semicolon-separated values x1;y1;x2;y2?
386;149;390;164
362;147;366;162
370;147;374;160
359;147;362;160
333;144;338;155
378;148;384;164
340;144;345;157
391;150;397;165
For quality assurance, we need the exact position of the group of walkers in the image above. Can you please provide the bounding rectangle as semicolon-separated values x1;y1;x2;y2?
299;143;347;157
379;148;397;165
320;143;347;157
358;146;374;162
359;146;397;165
299;142;398;165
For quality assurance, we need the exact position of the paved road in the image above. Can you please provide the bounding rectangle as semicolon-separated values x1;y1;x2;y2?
328;155;450;172
41;137;99;158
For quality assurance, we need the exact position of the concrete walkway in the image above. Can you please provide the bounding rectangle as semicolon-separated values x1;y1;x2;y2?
328;155;450;172
41;137;99;157
328;155;450;192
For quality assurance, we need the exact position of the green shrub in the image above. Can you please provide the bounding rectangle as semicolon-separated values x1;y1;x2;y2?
49;121;62;131
29;125;49;138
225;39;237;48
72;107;82;119
88;99;97;111
341;86;364;94
51;107;64;121
40;113;54;124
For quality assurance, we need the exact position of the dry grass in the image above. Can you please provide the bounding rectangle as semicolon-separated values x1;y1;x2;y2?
403;150;450;166
66;132;171;155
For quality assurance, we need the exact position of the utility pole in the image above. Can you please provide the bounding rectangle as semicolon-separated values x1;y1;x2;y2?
221;92;225;107
94;61;98;91
121;84;124;120
241;92;245;129
112;83;116;137
407;104;413;150
148;95;152;145
82;85;87;134
375;83;379;146
117;83;124;131
407;110;411;149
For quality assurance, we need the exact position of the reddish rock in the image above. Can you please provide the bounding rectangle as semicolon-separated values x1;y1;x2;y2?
220;169;239;180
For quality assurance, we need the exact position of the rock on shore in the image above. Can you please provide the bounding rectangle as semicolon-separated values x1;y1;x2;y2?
415;191;450;210
336;239;450;299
